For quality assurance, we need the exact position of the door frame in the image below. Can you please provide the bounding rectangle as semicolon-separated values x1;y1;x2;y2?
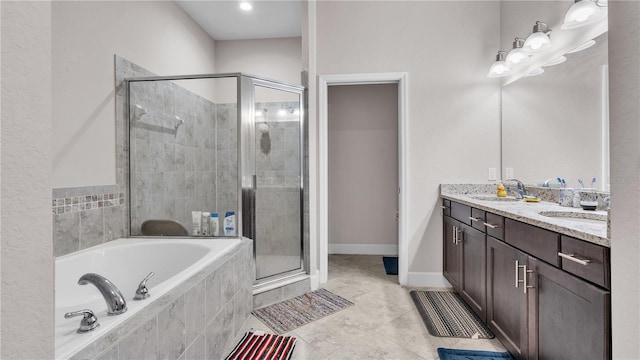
318;72;409;285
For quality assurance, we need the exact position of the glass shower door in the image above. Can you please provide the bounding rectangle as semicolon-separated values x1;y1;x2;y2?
253;82;304;281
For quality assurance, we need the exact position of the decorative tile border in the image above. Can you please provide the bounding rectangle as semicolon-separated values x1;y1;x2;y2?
52;192;125;214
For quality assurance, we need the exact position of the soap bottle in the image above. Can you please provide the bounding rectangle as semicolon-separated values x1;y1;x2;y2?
496;183;507;197
201;212;210;236
210;213;219;236
572;192;581;208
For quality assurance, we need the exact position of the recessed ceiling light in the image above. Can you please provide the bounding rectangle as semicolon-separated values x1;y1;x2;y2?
239;2;252;11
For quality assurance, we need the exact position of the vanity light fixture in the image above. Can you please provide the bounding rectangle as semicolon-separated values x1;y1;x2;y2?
522;21;552;54
561;0;606;30
505;38;530;66
487;51;512;78
567;39;596;54
239;2;253;11
526;67;545;77
543;55;567;67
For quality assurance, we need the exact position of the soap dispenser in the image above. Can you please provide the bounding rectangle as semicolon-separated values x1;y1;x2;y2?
572;192;581;208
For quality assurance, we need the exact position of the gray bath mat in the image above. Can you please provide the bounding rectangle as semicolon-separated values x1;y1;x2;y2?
410;290;494;339
252;288;353;334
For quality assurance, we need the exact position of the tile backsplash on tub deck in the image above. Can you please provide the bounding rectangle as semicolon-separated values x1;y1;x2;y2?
53;185;126;257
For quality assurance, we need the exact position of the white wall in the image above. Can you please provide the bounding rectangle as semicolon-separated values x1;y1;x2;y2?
214;37;302;103
1;1;54;358
328;84;398;254
608;2;640;358
52;1;217;188
316;1;502;275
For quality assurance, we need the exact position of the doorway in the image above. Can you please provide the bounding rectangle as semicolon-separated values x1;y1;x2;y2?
327;84;399;262
318;73;409;285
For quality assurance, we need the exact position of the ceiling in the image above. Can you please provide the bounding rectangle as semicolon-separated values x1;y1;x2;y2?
176;0;303;41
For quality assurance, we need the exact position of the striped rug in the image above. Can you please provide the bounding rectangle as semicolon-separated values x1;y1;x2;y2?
252;288;353;334
410;290;494;339
225;331;296;360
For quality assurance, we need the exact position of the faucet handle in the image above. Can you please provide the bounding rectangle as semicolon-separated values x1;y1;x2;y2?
134;272;155;300
64;309;100;333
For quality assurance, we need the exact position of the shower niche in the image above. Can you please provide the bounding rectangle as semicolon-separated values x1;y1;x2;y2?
126;73;305;284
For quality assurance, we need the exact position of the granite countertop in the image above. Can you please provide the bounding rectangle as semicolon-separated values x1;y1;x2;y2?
441;185;609;248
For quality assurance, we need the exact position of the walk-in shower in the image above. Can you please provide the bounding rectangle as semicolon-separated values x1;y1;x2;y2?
124;73;306;285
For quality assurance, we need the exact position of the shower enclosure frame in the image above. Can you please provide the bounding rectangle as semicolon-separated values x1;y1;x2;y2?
123;73;306;285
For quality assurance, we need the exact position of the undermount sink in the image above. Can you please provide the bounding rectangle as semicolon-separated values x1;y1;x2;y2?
469;195;519;202
538;211;607;223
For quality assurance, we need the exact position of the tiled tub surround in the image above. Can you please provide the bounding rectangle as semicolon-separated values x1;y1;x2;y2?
441;184;609;247
53;185;126;257
57;238;253;360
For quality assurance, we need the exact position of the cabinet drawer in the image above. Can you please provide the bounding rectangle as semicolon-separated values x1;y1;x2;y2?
560;236;610;289
505;219;559;266
442;199;451;217
451;201;471;225
485;212;504;241
470;208;486;231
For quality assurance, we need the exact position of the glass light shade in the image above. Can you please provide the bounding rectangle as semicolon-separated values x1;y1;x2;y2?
487;61;511;78
567;39;596;54
561;0;605;30
526;68;545;77
543;56;567;67
505;48;529;65
523;32;551;53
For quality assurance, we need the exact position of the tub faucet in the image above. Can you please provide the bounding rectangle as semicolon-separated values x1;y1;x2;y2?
506;178;527;199
78;273;127;315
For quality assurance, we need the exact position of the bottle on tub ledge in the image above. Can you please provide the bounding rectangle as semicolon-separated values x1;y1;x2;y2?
224;211;236;236
201;212;210;236
210;212;220;236
191;211;202;235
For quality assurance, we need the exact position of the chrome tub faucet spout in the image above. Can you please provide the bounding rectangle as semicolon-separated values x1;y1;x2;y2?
78;273;127;315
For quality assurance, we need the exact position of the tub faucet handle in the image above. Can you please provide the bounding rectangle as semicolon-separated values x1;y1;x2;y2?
64;309;100;333
134;272;155;300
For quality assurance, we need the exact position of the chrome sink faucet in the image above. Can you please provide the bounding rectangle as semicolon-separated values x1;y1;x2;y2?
506;178;527;199
78;273;127;315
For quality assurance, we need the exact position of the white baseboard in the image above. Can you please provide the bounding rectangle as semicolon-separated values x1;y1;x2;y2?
406;272;453;288
328;243;398;255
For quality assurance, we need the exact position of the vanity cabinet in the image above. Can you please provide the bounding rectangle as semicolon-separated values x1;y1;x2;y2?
443;199;611;360
443;201;488;322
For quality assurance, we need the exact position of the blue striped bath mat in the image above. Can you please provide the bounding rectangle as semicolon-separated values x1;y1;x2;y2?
437;348;513;360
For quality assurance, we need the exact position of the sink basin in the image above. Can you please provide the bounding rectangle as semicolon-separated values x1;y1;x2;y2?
469;195;519;202
538;211;607;223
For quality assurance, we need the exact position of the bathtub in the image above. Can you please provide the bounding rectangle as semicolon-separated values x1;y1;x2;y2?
55;237;243;359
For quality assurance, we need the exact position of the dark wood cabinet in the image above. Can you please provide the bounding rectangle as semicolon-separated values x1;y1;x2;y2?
460;223;487;322
487;237;529;360
443;215;461;290
443;199;611;360
528;257;610;360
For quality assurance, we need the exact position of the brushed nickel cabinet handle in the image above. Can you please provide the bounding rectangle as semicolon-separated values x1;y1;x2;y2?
469;216;480;222
558;252;591;266
483;222;500;229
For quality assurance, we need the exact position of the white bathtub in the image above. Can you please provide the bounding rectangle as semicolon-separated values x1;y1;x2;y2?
55;237;241;359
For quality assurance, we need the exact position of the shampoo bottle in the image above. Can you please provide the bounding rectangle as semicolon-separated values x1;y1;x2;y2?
191;211;202;235
201;212;210;236
224;211;236;236
210;213;219;236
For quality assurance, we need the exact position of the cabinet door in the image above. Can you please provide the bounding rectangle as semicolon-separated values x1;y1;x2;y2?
487;237;529;360
460;223;487;322
443;216;461;290
528;257;610;360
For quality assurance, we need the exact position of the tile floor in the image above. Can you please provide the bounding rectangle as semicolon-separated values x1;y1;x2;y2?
238;255;507;359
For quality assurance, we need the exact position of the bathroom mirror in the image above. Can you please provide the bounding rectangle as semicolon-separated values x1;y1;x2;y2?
500;1;609;191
